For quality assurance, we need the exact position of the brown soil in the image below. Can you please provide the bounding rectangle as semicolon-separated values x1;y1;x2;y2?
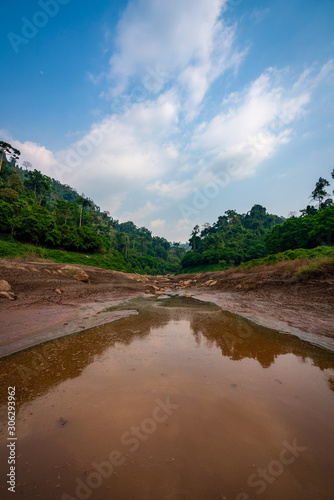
0;257;333;357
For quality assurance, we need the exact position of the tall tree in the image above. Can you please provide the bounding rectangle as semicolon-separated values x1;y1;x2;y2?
311;177;330;209
0;141;21;172
76;196;92;228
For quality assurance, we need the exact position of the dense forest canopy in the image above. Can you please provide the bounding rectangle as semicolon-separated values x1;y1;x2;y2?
0;141;333;274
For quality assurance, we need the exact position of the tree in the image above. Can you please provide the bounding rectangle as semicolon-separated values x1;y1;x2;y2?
0;141;21;172
300;205;317;217
24;169;51;205
76;196;93;228
22;161;32;170
0;188;19;203
8;173;24;194
311;177;330;209
55;200;75;225
190;225;200;250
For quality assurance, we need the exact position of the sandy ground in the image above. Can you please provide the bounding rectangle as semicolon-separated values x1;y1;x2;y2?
0;257;333;357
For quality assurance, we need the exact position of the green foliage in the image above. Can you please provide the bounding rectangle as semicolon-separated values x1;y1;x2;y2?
241;245;334;269
0;142;20;172
0;157;185;274
24;169;51;205
0;237;133;273
311;177;331;209
0;200;13;231
265;206;334;253
181;205;283;271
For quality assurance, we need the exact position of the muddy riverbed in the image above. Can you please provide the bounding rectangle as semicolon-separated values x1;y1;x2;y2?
1;296;334;499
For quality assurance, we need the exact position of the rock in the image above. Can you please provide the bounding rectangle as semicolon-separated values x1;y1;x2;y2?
209;280;217;286
61;265;89;283
185;293;192;298
55;289;62;295
0;280;11;291
145;290;151;294
0;291;16;300
73;273;89;283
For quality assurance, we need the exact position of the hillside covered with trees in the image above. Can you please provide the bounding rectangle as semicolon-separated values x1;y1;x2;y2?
0;141;185;275
181;170;334;272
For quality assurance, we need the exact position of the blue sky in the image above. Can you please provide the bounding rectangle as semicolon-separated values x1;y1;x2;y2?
1;0;334;241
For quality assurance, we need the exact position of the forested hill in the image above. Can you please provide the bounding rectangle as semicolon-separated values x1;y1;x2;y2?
0;156;185;274
181;173;334;272
180;205;285;270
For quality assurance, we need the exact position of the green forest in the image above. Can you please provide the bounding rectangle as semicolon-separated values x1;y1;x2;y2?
0;140;333;275
181;173;334;272
0;141;185;274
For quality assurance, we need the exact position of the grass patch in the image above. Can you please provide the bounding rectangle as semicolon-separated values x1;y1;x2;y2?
295;257;334;280
240;246;334;269
180;263;228;274
0;237;134;273
181;246;334;279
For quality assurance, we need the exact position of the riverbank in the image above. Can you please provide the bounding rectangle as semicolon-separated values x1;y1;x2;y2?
0;257;333;357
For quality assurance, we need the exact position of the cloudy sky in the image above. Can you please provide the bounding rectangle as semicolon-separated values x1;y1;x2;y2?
1;0;334;241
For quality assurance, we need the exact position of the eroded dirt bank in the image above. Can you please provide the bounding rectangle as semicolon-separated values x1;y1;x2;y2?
0;257;333;357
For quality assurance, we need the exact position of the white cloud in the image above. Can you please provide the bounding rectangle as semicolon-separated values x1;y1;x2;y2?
0;130;58;175
150;219;166;229
121;201;159;223
108;0;245;117
189;68;313;180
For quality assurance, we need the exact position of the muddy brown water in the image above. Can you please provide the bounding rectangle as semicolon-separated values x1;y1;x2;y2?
0;295;334;500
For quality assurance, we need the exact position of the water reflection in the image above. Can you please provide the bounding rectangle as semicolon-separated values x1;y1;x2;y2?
0;296;333;413
0;296;333;500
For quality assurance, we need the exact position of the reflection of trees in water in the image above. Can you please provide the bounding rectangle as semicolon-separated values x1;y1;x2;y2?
1;296;333;413
189;309;334;378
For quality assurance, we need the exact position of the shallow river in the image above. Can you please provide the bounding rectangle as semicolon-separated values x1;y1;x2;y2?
1;295;334;500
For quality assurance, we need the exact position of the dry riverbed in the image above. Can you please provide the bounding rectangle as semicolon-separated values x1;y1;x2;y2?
0;257;333;357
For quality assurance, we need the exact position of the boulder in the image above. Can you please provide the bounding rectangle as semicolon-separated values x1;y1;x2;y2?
0;280;11;291
73;273;89;283
61;265;89;283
